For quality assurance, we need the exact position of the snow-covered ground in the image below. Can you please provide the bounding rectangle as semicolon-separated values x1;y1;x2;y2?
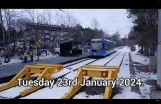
89;49;121;66
0;56;23;67
20;48;127;99
0;86;29;98
33;50;58;61
0;50;58;67
134;65;157;99
51;59;96;79
113;87;142;99
106;47;126;66
112;47;143;99
72;47;128;99
130;45;157;99
0;46;156;99
63;58;89;67
73;92;103;99
0;59;96;98
113;45;156;99
131;45;149;65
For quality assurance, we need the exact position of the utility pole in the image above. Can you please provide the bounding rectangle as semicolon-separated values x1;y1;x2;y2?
0;9;4;64
157;9;161;89
150;9;161;99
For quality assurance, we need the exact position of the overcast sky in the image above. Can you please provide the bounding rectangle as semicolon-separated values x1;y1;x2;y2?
60;9;134;38
16;9;134;38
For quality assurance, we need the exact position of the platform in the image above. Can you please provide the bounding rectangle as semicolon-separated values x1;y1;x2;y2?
0;53;89;83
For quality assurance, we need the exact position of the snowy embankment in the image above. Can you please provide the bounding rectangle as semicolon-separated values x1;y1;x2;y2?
130;45;157;99
113;45;156;99
126;45;156;99
134;67;157;99
130;45;149;65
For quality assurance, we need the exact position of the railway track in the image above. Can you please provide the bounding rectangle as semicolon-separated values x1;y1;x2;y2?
20;48;124;99
0;47;125;99
71;48;127;99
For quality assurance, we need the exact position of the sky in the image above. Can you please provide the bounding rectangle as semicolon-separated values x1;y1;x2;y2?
61;9;134;38
12;9;134;38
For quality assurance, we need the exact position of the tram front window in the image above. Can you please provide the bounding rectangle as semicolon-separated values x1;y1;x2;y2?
91;42;102;51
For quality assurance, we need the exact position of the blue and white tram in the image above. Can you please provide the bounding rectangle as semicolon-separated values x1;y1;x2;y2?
90;39;117;57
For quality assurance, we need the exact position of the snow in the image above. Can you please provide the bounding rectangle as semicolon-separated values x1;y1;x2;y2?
0;50;58;67
51;59;96;79
139;84;151;99
117;47;130;78
31;74;40;77
1;46;154;99
63;71;77;80
130;45;149;65
131;54;149;65
71;47;130;99
134;68;157;81
111;48;139;99
33;50;58;61
132;45;140;54
0;86;29;98
106;47;127;66
90;51;120;65
0;83;7;86
92;77;107;80
0;56;23;67
112;87;142;99
134;67;157;99
73;92;103;99
63;70;89;80
54;47;60;53
51;68;71;79
112;47;144;99
21;83;70;99
129;45;156;99
20;59;97;99
63;58;89;67
21;61;94;99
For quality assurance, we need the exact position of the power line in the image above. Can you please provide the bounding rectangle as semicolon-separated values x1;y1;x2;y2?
106;10;120;31
79;10;92;20
105;10;121;33
110;9;121;30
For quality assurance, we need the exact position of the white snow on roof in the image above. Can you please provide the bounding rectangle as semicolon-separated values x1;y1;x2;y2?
91;39;102;41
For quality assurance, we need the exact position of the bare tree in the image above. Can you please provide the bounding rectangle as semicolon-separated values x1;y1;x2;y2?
0;9;5;48
55;10;62;25
44;9;54;55
37;13;48;24
26;9;35;23
60;11;79;27
46;9;52;25
91;17;99;30
25;9;41;60
3;9;24;62
91;18;100;38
